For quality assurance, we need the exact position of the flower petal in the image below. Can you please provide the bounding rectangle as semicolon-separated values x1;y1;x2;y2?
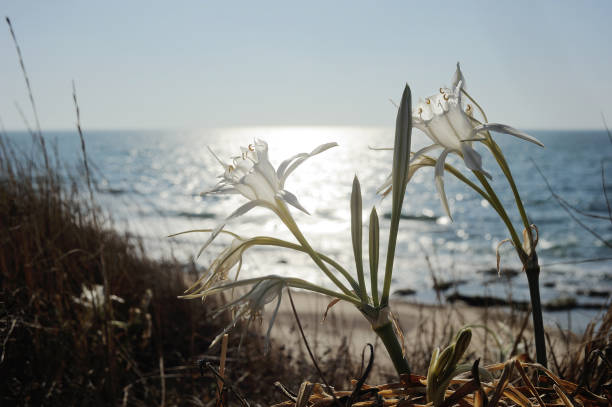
226;200;274;220
411;144;442;164
196;223;225;259
460;144;492;179
207;146;227;168
251;140;279;188
279;142;338;188
309;141;339;156
276;152;307;181
435;149;453;221
471;123;544;147
451;62;465;91
277;189;310;215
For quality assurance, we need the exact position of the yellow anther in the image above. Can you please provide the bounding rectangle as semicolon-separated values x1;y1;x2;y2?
443;94;449;101
466;104;472;112
439;88;444;94
426;98;431;104
418;107;423;114
228;165;235;172
248;144;255;152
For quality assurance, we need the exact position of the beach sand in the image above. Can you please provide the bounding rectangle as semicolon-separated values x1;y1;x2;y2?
266;291;545;380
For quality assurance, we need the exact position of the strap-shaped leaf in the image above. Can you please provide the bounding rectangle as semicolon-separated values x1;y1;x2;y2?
381;84;412;306
351;175;367;302
369;207;380;306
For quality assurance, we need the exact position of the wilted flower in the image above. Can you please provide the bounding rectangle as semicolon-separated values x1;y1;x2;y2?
184;235;249;296
209;276;285;351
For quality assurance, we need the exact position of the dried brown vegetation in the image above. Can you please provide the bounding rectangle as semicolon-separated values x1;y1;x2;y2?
0;133;314;405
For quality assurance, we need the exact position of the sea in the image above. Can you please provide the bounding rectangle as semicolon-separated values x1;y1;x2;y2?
6;127;612;332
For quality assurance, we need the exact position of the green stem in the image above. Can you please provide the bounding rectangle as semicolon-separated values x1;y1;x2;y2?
486;139;532;234
254;237;362;294
525;255;547;367
373;321;411;376
278;204;356;298
464;86;532;244
474;172;523;251
284;278;363;307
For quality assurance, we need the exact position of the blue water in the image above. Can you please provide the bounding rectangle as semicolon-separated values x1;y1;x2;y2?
6;127;612;331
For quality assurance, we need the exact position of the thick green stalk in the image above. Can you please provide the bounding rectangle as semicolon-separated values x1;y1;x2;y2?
373;321;411;376
464;87;546;366
525;255;547;367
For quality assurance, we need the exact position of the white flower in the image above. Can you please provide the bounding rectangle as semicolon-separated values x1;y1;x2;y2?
409;63;543;218
199;139;337;251
206;139;337;217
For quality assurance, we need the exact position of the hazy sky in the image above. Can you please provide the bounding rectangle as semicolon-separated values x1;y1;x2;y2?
1;1;611;130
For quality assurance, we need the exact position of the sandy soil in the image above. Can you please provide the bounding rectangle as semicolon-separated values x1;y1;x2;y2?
266;291;543;378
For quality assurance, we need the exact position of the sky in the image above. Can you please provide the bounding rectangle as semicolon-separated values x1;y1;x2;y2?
1;1;612;131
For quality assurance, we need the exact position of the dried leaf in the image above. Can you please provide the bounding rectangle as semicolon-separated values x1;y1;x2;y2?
322;298;341;322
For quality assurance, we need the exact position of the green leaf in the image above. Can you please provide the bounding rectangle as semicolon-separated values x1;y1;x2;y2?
369;207;380;306
381;84;412;306
351;175;367;302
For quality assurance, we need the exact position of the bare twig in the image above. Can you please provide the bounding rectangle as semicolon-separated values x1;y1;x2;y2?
72;81;95;205
14;101;34;138
1;318;17;364
286;288;341;406
159;355;166;407
205;362;250;407
601;160;612;224
601;112;612;145
216;334;229;407
274;381;297;402
534;162;612;249
6;17;48;171
509;309;531;358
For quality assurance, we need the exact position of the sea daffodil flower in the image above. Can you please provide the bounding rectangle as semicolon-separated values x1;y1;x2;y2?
386;64;543;219
199;139;337;251
206;139;337;217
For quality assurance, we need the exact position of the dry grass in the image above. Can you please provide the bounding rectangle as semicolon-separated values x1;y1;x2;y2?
272;305;611;406
0;131;317;405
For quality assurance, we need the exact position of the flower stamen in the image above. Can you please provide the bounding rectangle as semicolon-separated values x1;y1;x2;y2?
426;98;431;104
